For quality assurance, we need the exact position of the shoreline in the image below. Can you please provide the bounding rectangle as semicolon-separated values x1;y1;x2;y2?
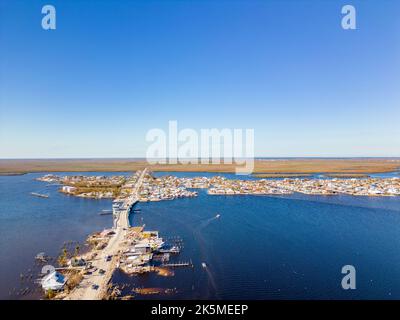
0;172;27;176
10;169;400;299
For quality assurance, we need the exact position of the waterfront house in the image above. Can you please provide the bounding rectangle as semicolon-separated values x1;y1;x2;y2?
133;242;151;254
62;186;77;193
69;257;86;267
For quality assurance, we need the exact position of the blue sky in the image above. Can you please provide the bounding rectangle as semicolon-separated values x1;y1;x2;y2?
0;0;399;158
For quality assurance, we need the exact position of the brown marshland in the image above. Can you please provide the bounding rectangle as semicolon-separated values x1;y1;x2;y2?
0;158;399;175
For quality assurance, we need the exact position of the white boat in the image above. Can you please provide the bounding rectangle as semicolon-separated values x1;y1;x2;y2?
159;245;180;254
31;192;49;198
35;252;49;262
99;210;113;216
41;271;67;291
201;262;207;268
215;214;220;218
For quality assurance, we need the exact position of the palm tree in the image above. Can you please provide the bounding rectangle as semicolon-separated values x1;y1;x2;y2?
74;245;80;257
57;247;68;267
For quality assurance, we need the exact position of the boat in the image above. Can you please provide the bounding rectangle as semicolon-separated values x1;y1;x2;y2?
99;209;113;215
41;271;67;291
201;262;207;268
31;192;49;198
215;214;220;218
158;245;180;254
35;252;49;262
168;246;180;254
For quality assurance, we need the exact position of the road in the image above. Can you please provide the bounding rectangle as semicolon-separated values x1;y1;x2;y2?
65;169;147;300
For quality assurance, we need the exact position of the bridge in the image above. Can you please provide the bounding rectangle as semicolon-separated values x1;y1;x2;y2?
113;168;147;229
65;168;147;300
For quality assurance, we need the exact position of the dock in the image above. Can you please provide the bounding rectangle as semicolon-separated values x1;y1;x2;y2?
162;261;193;268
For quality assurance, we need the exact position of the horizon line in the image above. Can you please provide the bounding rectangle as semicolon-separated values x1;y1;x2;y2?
1;157;400;161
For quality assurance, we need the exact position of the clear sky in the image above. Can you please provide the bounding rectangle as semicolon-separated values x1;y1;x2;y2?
0;0;399;158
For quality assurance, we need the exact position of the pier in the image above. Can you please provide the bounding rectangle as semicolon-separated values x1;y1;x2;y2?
162;260;193;268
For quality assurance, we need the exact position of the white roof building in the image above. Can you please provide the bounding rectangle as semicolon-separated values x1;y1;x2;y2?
62;186;77;193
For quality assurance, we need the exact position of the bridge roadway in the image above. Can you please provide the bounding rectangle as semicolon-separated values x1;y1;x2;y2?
65;168;147;300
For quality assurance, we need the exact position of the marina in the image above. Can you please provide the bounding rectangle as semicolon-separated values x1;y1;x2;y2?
33;169;193;300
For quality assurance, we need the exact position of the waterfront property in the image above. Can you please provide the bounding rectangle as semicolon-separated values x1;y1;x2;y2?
42;169;188;300
34;170;400;299
39;172;400;200
2;170;400;300
208;177;400;197
31;170;400;299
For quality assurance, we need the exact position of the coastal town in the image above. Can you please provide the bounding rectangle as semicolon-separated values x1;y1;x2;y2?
38;172;400;199
208;176;400;197
37;174;127;199
37;225;184;300
35;169;192;300
32;170;400;299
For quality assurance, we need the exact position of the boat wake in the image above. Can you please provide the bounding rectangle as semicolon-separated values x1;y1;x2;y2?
191;214;222;298
201;262;218;296
198;214;221;230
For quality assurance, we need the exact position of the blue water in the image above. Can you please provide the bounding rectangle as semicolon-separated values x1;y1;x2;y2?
0;172;131;299
1;171;400;299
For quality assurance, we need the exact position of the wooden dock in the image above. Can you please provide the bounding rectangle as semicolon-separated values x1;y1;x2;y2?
162;261;193;268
